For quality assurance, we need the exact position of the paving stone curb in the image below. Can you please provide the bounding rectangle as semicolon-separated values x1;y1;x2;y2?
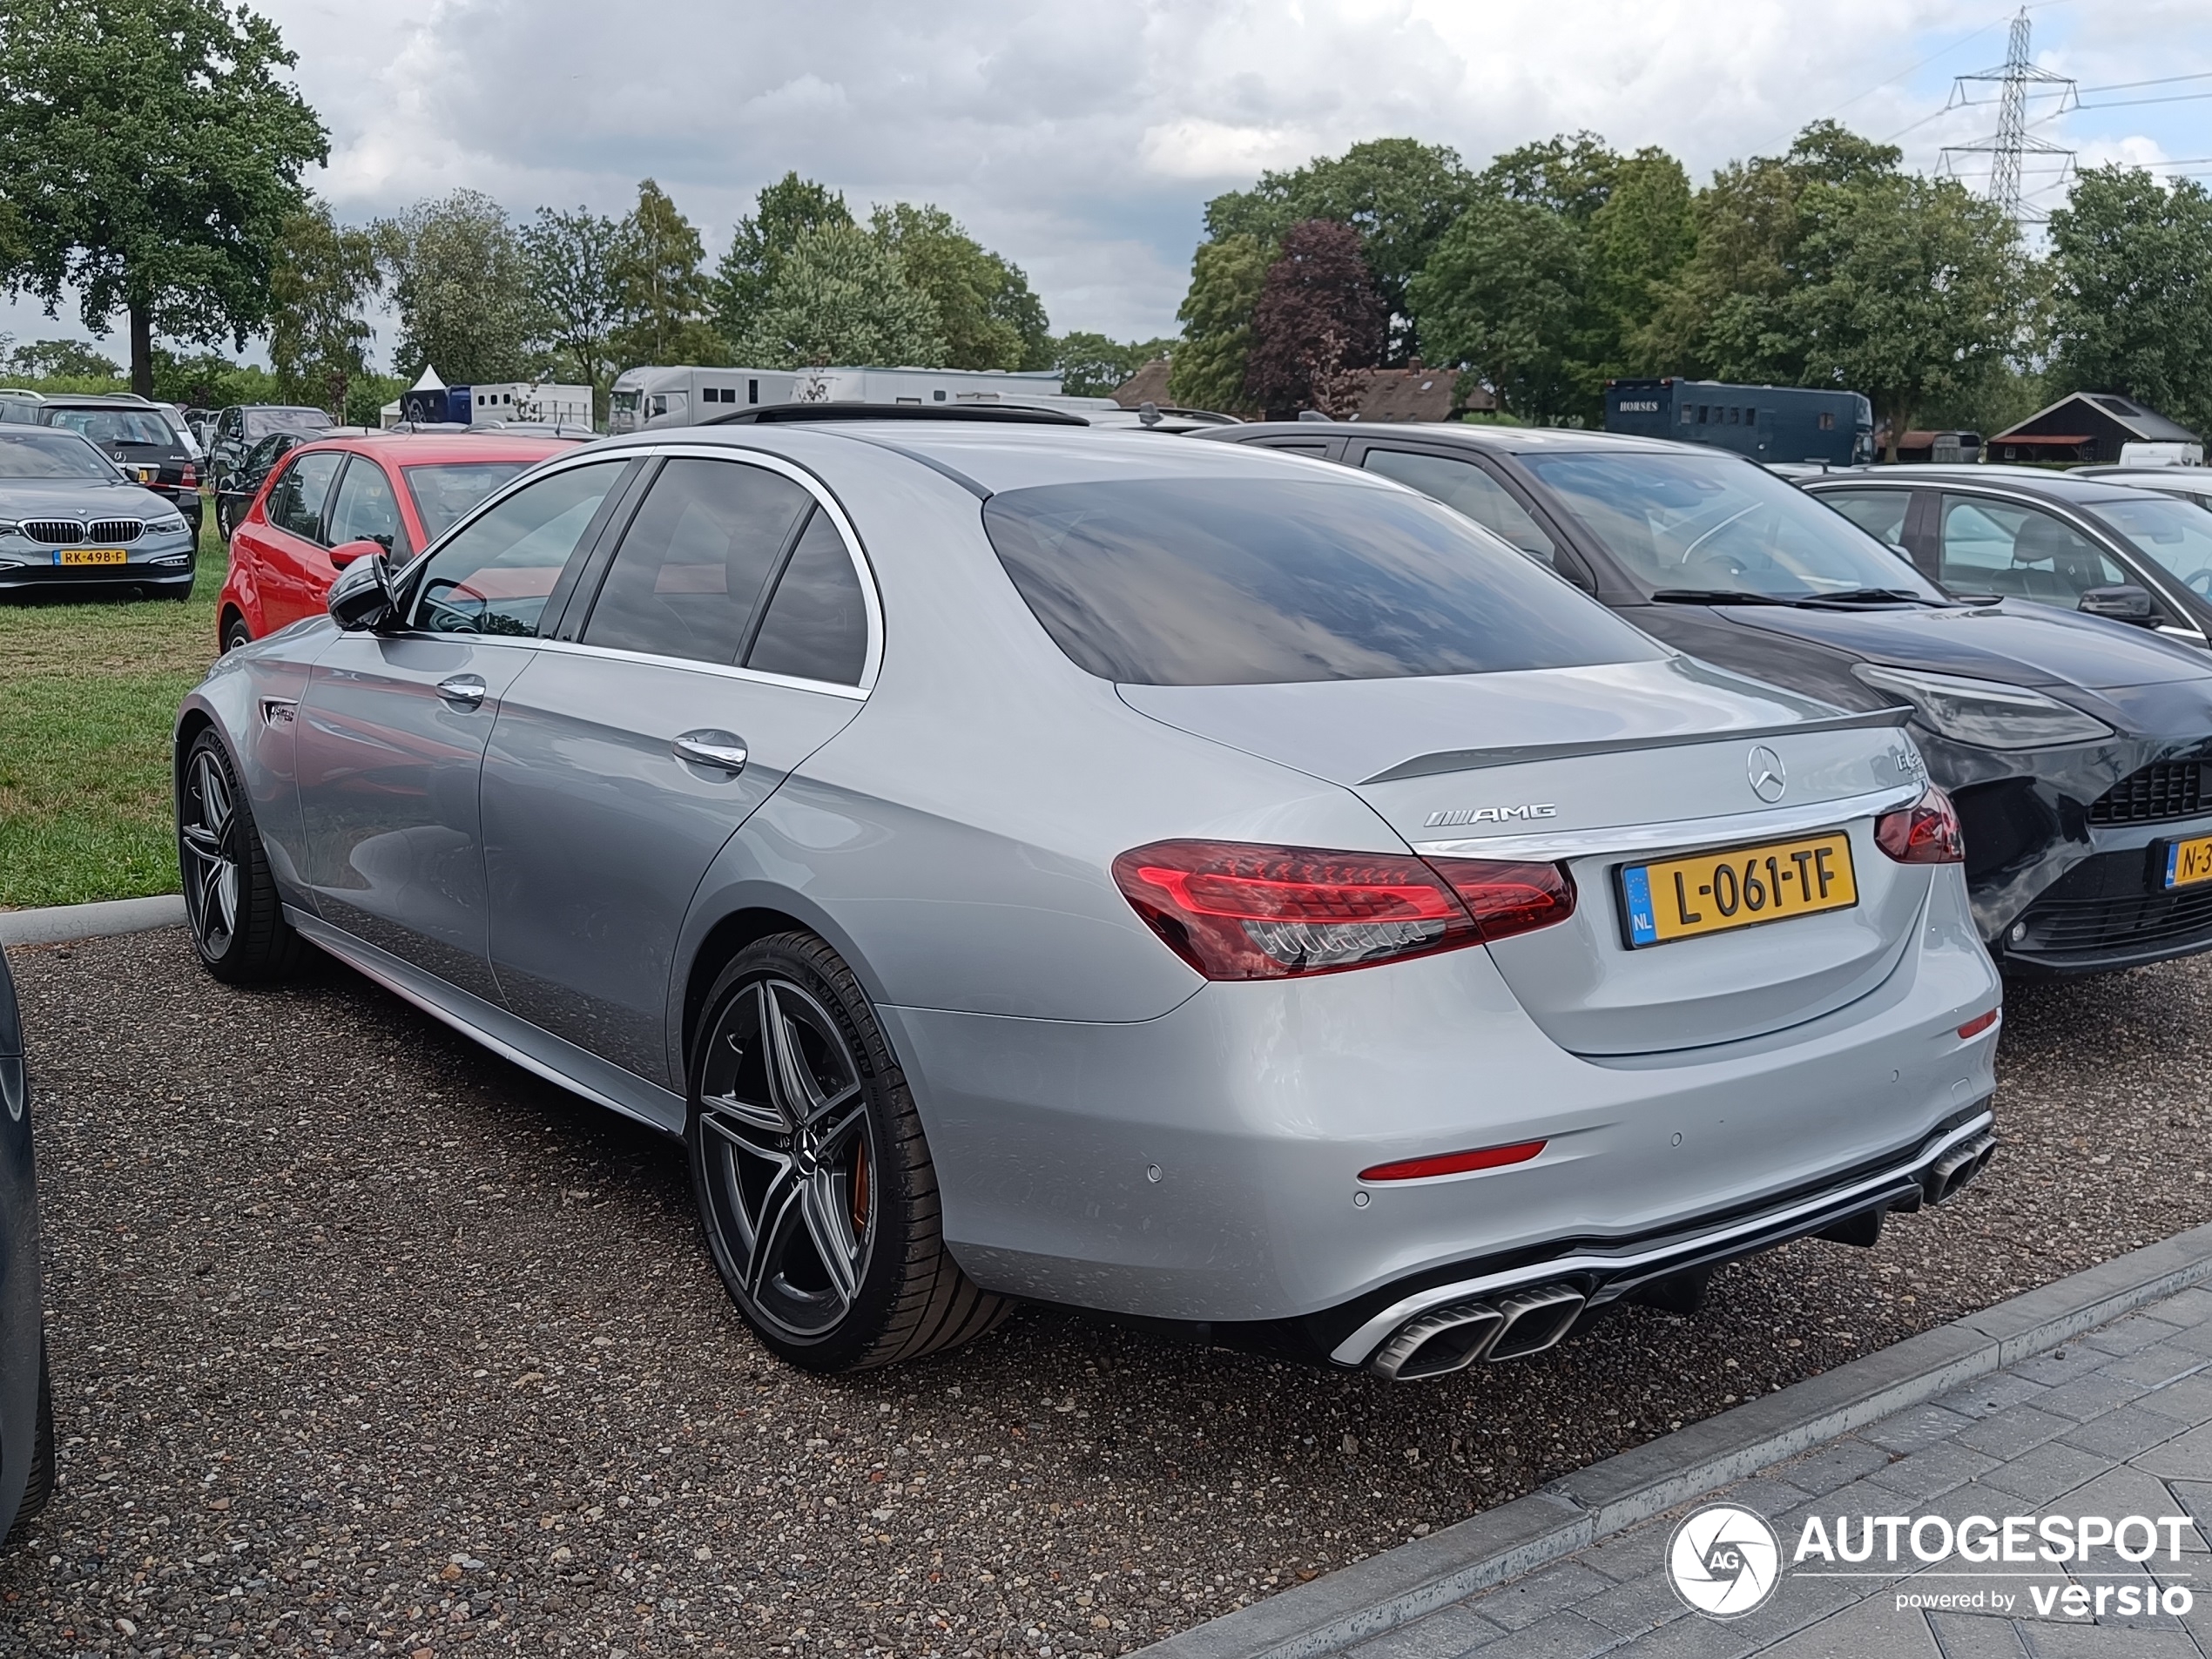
0;894;185;947
1140;1218;2212;1659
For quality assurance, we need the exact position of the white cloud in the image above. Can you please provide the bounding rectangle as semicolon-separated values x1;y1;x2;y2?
5;0;2208;355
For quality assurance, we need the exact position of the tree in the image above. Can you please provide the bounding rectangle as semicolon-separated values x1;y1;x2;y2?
871;203;1050;370
1168;233;1270;414
521;205;626;400
713;172;853;350
374;191;538;384
1204;138;1473;362
1244;219;1385;418
610;179;725;368
1052;332;1178;397
3;337;122;381
152;348;276;409
1411;197;1589;423
2046;167;2212;436
267;199;378;421
0;0;328;395
730;222;945;369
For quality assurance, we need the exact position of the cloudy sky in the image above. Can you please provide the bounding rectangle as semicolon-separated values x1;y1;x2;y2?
8;0;2211;366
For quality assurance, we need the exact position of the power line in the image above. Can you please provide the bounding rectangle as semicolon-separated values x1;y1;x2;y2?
2072;71;2212;96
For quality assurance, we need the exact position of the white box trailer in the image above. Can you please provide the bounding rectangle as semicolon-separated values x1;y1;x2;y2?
609;364;1107;433
459;381;593;428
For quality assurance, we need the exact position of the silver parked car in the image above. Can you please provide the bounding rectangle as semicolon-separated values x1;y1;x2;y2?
0;426;198;600
174;409;2000;1379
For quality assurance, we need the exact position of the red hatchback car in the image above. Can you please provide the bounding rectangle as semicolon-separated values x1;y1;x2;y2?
217;432;582;651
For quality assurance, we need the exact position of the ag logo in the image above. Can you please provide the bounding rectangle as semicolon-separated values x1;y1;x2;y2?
1667;1503;1781;1619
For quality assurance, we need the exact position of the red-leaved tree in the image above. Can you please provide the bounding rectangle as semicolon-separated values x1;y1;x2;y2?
1243;219;1386;418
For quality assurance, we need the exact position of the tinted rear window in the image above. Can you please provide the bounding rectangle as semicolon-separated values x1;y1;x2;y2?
981;477;1656;685
41;408;176;447
243;408;331;441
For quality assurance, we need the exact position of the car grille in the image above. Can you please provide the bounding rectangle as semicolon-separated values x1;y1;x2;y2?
2016;886;2212;960
90;517;145;543
2089;761;2209;825
20;519;84;544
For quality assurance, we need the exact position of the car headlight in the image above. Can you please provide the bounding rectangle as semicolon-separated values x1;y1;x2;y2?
145;513;189;536
0;520;20;539
1851;663;2114;749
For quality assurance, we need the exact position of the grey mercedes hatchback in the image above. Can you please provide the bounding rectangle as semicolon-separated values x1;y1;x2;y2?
176;410;2000;1379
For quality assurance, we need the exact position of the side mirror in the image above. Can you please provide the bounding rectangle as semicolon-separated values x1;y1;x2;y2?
327;551;398;631
327;537;385;569
2079;584;2158;625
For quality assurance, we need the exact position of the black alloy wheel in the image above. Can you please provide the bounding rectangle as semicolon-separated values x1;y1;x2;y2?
178;729;307;984
214;497;233;544
687;934;1011;1372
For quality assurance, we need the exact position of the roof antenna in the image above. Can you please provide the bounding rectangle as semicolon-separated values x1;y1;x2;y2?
1137;401;1162;428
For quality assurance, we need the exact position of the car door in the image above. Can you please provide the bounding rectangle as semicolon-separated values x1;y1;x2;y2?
480;452;874;1088
291;458;637;1005
324;454;413;562
1351;441;1598;591
249;448;346;631
1934;493;2149;615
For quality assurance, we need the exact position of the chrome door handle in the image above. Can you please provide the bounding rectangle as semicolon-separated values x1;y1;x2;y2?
673;730;749;773
436;674;488;707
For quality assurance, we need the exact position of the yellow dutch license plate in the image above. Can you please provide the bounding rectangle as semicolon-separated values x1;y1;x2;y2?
1619;833;1858;948
2162;835;2212;889
57;548;127;566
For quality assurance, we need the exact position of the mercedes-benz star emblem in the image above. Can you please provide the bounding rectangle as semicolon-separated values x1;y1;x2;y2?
1747;745;1787;804
1667;1503;1782;1620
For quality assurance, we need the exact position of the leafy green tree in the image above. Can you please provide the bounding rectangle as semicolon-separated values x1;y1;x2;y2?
1168;233;1270;414
1411;196;1589;423
268;199;379;421
1053;331;1177;397
521;205;626;401
151;348;277;409
731;222;945;369
2046;167;2212;436
713;172;853;350
0;0;328;395
3;337;122;381
610;179;725;368
374;190;539;383
1203;138;1473;361
871;203;1050;370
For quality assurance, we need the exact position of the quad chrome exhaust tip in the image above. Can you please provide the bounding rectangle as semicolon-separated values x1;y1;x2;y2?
1369;1282;1587;1379
1925;1130;1997;1206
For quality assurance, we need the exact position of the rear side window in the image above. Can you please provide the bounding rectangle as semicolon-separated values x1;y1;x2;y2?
266;451;344;544
582;458;812;664
982;477;1657;686
1360;448;1560;564
745;511;869;685
1817;488;1912;550
1939;496;2125;605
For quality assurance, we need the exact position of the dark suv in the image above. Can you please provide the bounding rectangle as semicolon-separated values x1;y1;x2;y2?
30;395;201;537
1198;421;2212;976
206;405;332;495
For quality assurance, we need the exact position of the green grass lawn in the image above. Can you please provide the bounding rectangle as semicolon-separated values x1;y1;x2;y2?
0;521;226;908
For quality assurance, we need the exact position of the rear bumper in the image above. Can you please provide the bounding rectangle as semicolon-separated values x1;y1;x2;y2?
885;866;2001;1329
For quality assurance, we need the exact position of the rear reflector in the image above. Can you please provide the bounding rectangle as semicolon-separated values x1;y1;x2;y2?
1957;1008;1999;1039
1112;840;1574;980
1360;1140;1547;1182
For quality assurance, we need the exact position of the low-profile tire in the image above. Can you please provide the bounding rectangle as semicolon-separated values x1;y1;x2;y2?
3;1341;52;1546
220;615;252;653
214;500;233;545
178;727;308;984
686;932;1012;1373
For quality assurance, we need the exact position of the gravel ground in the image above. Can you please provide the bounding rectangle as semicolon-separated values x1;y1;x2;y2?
1;928;2206;1659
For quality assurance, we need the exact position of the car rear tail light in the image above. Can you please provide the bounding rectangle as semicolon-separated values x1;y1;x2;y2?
179;464;197;488
1876;785;1965;865
1359;1140;1547;1182
1111;840;1575;980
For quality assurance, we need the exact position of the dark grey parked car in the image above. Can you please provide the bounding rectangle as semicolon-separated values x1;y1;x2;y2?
0;427;198;601
0;945;52;1547
1202;422;2212;976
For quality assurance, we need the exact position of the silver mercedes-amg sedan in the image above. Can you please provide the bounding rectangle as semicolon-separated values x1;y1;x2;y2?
173;408;2000;1379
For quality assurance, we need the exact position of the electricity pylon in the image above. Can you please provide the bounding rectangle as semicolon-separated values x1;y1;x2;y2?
1939;10;2077;222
